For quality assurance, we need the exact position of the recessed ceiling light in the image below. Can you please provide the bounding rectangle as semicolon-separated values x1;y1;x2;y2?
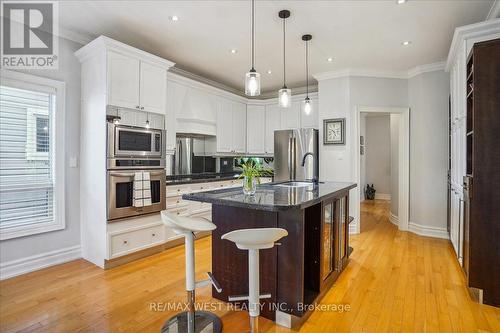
170;15;179;21
402;41;411;46
397;0;406;4
267;70;272;74
230;49;237;54
327;57;333;62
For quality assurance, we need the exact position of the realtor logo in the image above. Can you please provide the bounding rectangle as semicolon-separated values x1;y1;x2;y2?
1;1;59;69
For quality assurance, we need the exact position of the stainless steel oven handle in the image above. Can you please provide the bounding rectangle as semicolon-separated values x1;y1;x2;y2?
108;170;166;177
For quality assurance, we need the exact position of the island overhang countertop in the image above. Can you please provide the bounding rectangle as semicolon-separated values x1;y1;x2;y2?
182;181;357;211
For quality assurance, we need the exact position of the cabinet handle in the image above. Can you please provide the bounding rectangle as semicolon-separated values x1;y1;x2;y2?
141;106;144;110
152;233;156;237
123;240;128;244
136;106;140;109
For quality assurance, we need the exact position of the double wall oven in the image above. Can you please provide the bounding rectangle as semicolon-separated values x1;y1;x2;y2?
107;123;166;221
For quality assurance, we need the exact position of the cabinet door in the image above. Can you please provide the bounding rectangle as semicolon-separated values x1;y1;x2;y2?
300;96;318;128
140;61;167;114
149;113;165;130
118;108;138;127
107;51;140;109
246;105;265;154
232;102;247;153
321;201;334;280
216;98;233;153
281;102;301;129
265;105;281;154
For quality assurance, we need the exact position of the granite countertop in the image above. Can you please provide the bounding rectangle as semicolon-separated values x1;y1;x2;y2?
166;172;240;185
182;181;357;211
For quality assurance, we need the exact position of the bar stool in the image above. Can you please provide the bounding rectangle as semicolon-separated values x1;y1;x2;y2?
221;228;288;333
161;211;223;333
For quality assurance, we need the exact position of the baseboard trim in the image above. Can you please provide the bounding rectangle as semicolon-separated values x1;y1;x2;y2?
408;222;449;240
0;245;82;280
374;193;391;200
389;213;399;226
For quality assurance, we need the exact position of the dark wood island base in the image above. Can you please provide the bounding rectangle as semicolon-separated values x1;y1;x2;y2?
184;182;356;329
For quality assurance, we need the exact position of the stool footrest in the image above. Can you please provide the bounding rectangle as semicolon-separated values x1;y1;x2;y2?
195;272;222;293
228;293;271;302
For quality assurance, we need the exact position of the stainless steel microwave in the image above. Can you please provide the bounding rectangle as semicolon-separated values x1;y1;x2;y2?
107;123;165;159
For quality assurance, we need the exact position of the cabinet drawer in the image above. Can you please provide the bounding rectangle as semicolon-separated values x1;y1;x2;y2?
110;225;164;258
166;196;190;209
166;185;192;198
166;206;190;217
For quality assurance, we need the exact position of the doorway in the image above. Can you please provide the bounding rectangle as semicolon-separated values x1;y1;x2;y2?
354;106;410;232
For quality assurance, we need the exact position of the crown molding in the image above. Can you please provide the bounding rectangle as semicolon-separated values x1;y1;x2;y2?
486;0;500;20
313;62;446;82
446;18;500;71
255;85;318;100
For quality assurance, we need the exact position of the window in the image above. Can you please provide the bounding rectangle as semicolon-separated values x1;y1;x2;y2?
0;70;65;240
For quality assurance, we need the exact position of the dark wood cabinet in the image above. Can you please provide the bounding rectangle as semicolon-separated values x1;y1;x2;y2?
463;38;500;307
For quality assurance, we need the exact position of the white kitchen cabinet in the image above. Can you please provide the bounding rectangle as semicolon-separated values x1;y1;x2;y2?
246;105;266;154
107;51;141;110
140;61;167;114
149;113;165;130
107;51;167;114
281;102;300;129
300;96;319;128
216;98;233;153
265;105;281;154
232;102;247;153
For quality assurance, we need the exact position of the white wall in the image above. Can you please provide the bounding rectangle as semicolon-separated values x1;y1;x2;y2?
390;114;400;216
318;71;449;234
319;76;408;232
0;37;83;264
408;70;450;229
365;115;391;196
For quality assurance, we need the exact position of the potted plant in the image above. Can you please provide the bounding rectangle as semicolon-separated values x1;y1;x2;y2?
238;158;273;195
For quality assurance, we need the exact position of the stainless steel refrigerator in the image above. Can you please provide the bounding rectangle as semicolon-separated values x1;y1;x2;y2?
274;128;319;182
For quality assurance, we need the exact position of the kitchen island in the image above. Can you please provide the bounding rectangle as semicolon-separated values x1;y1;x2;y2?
183;181;356;328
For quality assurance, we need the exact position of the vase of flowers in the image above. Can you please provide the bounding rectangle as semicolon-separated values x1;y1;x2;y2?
238;158;273;196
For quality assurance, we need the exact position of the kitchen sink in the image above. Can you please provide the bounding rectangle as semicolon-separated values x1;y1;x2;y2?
274;181;316;188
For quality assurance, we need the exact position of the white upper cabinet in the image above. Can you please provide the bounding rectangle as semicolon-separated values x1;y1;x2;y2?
265;105;281;154
232;102;247;153
281;102;300;129
139;62;167;114
246;105;265;154
216;98;246;154
216;98;233;153
107;51;167;114
107;51;140;110
300;97;319;128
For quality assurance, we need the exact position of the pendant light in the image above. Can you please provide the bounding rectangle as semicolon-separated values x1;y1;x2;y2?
278;10;291;108
302;34;312;115
245;0;260;96
145;113;150;129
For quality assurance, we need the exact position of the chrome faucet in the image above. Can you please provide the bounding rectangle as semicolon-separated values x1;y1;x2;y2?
301;152;318;184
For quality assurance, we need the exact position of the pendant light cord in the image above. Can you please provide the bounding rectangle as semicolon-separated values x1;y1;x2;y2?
251;0;255;70
306;40;309;97
283;17;286;87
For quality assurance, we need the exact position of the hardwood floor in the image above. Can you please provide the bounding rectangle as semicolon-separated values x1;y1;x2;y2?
1;200;499;332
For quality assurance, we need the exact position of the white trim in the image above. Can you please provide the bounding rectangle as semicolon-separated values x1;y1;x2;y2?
374;193;391;201
356;106;410;232
75;35;175;69
313;62;446;82
408;222;450;240
349;223;359;235
486;0;500;21
446;19;500;71
406;62;446;78
0;246;81;280
0;70;66;241
389;213;399;226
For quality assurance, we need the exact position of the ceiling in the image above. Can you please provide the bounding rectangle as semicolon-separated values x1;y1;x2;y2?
59;1;494;94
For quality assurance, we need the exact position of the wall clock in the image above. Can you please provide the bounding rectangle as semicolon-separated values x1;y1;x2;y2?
323;118;345;145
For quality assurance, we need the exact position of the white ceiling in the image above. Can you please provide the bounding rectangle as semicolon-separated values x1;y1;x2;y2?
59;0;494;93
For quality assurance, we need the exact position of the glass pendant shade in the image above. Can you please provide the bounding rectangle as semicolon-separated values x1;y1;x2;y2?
303;97;312;115
278;87;292;108
245;70;261;96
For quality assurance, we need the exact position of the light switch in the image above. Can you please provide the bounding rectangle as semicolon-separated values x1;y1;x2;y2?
69;157;78;168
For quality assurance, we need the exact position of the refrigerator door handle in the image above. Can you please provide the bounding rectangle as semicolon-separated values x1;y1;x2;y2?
292;137;297;180
288;137;293;180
